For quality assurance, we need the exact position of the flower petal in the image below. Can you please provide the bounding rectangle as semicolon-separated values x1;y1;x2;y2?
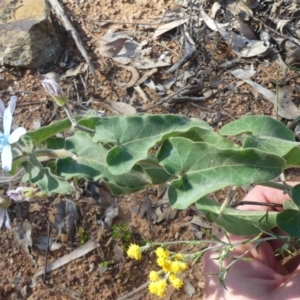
0;209;4;228
5;212;11;229
0;99;5;118
8;96;17;115
1;144;12;171
41;78;62;97
3;106;12;137
7;189;23;202
0;132;7;152
8;127;26;144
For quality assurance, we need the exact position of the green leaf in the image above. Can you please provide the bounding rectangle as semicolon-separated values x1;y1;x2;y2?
26;118;71;143
157;137;286;209
56;132;151;193
138;159;172;185
283;146;300;167
93;114;210;175
283;200;299;211
196;197;278;236
177;128;238;149
21;153;70;194
45;137;65;150
292;184;300;206
243;135;299;157
26;116;100;144
220;115;295;140
220;116;298;157
276;209;300;238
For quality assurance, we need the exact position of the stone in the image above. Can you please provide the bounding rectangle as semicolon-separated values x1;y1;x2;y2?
0;0;64;69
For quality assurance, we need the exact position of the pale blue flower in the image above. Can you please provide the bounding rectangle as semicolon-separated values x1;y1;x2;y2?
0;96;26;171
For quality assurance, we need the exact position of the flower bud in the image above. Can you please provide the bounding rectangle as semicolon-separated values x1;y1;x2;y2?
7;187;47;202
41;78;68;106
0;196;11;210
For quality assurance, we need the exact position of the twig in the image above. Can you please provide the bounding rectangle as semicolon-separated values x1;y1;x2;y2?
116;64;140;89
34;239;100;277
63;104;94;134
117;282;149;300
44;220;51;282
139;85;191;111
0;90;48;96
153;41;180;57
230;201;283;208
46;0;97;86
134;86;149;103
136;68;158;86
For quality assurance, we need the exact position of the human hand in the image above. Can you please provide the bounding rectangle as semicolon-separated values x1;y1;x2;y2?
203;184;300;300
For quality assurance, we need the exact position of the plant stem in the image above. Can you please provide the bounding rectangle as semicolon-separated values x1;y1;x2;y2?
63;104;94;134
13;149;73;163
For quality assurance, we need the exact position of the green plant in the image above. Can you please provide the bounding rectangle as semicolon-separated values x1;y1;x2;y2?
79;227;88;245
99;261;110;267
112;223;132;247
3;79;300;289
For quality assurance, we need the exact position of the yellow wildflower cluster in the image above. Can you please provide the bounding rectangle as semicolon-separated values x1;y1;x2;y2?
147;247;186;297
126;244;142;260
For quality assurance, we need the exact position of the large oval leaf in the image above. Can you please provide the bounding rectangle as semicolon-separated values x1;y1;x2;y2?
157;137;286;209
276;209;300;238
291;184;300;206
56;132;151;193
197;197;278;236
220;115;295;140
93;114;210;175
220;116;298;157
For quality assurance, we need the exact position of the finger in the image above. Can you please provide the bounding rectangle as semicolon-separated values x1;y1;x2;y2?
203;243;285;300
238;182;298;211
202;239;300;300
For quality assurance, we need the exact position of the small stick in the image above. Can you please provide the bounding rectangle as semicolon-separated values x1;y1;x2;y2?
47;0;97;86
134;86;149;104
0;90;48;96
140;85;191;111
117;282;149;300
230;201;283;208
44;220;51;282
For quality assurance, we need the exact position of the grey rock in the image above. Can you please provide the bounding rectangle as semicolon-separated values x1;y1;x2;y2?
0;0;64;69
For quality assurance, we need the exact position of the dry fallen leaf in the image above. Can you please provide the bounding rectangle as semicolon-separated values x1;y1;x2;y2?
153;18;189;39
98;32;132;58
103;198;119;228
230;68;300;119
165;30;195;74
139;196;157;222
219;30;269;57
210;2;221;19
230;19;257;40
103;101;137;115
200;8;228;31
184;279;196;298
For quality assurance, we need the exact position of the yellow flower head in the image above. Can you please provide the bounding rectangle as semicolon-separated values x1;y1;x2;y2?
170;261;188;273
171;277;184;289
157;257;173;273
168;274;184;290
148;279;167;297
149;270;160;282
155;247;170;259
126;244;142;260
173;253;184;261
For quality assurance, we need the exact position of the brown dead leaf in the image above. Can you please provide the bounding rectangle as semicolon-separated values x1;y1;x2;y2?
103;101;137;115
99;36;128;58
